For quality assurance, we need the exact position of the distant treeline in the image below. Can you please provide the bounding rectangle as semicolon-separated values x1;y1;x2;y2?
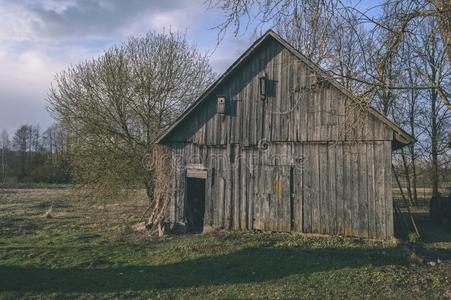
0;124;71;184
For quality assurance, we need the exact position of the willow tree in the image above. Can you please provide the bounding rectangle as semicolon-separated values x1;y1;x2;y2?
48;31;215;201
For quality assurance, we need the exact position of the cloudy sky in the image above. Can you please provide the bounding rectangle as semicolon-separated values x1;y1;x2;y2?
0;0;263;134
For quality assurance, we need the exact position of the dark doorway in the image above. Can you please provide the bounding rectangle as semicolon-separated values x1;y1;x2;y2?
186;177;206;233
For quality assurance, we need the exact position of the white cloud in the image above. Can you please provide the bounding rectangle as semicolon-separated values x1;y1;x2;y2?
0;0;254;134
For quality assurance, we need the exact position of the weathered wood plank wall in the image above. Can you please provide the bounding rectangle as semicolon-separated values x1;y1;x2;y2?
167;141;392;239
160;36;395;239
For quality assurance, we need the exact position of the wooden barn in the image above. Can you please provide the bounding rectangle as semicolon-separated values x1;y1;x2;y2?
155;30;414;239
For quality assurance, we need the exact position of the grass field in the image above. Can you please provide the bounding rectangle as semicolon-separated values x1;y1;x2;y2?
0;188;450;299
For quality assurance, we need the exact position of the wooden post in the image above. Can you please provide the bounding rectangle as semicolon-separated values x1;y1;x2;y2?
392;164;421;240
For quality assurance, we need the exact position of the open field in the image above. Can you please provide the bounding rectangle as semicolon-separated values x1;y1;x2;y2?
0;188;450;299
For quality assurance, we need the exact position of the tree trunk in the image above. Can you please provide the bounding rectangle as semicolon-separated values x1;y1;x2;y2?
401;148;414;205
409;143;418;204
435;0;451;62
144;177;154;204
431;88;439;197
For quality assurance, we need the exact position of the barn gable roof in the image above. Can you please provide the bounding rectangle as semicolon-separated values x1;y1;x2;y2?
156;30;415;148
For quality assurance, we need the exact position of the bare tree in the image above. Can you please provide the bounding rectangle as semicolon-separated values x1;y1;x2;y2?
48;31;215;202
209;0;451;106
13;125;32;179
415;19;451;197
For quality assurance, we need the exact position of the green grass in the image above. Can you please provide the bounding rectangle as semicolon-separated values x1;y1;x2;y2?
0;188;450;299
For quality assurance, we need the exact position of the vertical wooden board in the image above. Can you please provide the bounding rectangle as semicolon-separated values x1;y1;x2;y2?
254;154;262;230
240;150;248;229
263;45;273;142
313;87;321;141
244;69;252;147
293;144;303;232
170;155;176;222
213;98;218;144
225;144;232;229
284;147;292;231
248;149;256;229
253;161;260;230
173;159;179;223
320;87;329;141
335;143;344;235
374;142;386;239
362;111;369;142
279;160;289;231
277;48;284;141
374;116;384;141
239;74;246;143
338;92;347;142
173;146;182;223
233;145;240;230
178;168;186;223
278;149;285;232
245;151;252;229
277;50;284;141
299;63;308;141
344;98;352;141
235;85;241;144
273;146;280;231
274;165;281;231
270;49;280;141
288;54;295;140
229;78;236;143
281;146;289;232
205;159;213;226
254;56;262;145
311;144;321;233
306;72;315;141
303;144;313;233
319;144;329;234
264;164;273;231
343;143;352;236
328;144;337;234
204;101;210;143
202;101;208;144
350;143;360;237
228;78;235;144
258;151;266;229
272;151;280;231
221;111;227;144
302;145;310;232
242;69;248;146
209;148;217;226
358;143;369;238
347;98;359;141
255;151;265;230
218;174;225;228
367;142;376;239
271;149;279;231
282;50;290;141
367;114;376;141
214;149;224;228
328;88;335;141
217;148;225;228
385;142;394;238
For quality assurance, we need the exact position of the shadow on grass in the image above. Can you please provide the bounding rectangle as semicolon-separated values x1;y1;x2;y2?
0;246;406;293
404;212;451;244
